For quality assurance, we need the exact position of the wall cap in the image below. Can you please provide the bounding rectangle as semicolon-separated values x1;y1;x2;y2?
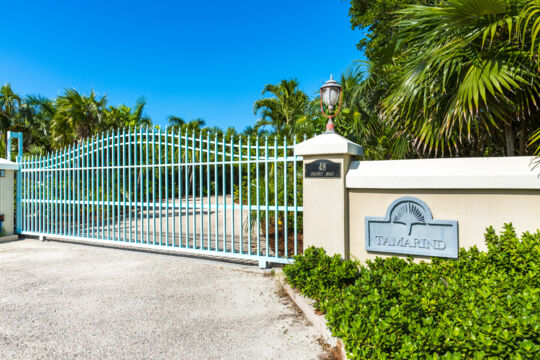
346;156;540;189
295;133;363;156
0;158;18;170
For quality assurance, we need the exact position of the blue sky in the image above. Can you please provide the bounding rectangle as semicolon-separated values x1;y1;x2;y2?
1;1;365;131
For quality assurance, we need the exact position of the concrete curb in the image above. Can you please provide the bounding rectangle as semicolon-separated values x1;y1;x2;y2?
0;234;20;243
274;270;347;359
25;235;267;273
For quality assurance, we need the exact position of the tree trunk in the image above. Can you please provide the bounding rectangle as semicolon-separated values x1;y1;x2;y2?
519;118;528;155
504;125;515;156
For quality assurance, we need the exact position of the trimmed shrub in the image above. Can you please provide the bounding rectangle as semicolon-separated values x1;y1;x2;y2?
284;247;359;304
283;224;540;359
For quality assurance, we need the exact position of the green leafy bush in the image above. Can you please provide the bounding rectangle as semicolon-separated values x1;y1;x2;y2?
283;224;540;359
283;247;359;303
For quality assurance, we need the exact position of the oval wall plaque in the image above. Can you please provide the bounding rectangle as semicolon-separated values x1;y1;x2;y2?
365;197;458;258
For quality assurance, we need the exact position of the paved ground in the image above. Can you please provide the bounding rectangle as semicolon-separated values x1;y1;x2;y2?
0;239;324;360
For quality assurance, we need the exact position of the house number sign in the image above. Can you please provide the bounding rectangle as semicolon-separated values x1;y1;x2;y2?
305;159;340;178
365;197;459;258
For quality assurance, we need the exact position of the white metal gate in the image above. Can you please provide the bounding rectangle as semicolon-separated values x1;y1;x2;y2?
18;128;303;267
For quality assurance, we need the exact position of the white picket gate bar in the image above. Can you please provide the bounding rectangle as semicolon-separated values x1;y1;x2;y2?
17;128;304;267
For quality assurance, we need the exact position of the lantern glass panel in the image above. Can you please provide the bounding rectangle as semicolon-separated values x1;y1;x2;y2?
322;87;339;107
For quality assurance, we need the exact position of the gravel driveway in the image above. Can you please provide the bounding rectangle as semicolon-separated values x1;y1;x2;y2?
0;239;324;360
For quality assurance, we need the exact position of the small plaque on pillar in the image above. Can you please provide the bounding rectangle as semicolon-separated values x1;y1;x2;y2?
305;159;340;178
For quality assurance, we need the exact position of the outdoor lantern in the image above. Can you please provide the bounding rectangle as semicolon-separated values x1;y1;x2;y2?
320;74;343;132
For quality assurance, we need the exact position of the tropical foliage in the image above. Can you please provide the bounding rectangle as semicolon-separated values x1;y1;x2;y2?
252;0;540;158
383;0;540;156
284;224;540;359
348;0;426;60
253;79;311;138
3;0;540;162
346;0;540;157
52;89;108;147
0;85;154;157
252;71;413;159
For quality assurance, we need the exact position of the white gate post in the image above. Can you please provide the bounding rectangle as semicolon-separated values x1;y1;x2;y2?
0;158;19;239
295;133;362;259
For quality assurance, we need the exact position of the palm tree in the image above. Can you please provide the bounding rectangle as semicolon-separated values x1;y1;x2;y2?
332;66;412;159
0;83;21;126
20;95;56;152
382;0;540;156
167;115;186;130
520;0;540;60
253;79;309;137
51;89;107;147
102;97;152;130
519;0;540;165
0;83;22;155
168;116;207;134
131;98;152;127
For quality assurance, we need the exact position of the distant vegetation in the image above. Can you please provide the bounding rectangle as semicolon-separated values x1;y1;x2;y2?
1;0;539;160
0;85;248;157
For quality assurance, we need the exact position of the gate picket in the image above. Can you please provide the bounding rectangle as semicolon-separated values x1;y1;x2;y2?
19;128;304;265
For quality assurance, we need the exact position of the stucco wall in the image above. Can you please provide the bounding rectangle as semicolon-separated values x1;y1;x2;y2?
0;170;15;236
348;189;540;263
296;134;540;263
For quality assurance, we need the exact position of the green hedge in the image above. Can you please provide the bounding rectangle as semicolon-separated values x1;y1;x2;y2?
283;224;540;359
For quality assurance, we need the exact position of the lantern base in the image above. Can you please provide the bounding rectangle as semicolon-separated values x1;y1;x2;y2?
325;119;335;133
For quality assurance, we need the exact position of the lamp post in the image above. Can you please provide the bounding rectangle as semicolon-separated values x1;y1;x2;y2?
320;74;343;133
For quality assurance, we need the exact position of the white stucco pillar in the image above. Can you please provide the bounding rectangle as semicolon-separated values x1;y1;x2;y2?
0;158;18;237
295;133;362;259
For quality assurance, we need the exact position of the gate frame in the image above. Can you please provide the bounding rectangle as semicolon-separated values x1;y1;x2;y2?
16;128;303;268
